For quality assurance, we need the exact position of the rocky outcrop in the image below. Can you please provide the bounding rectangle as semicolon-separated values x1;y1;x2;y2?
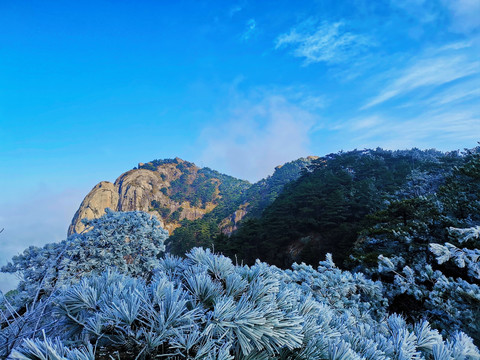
68;181;119;235
219;203;249;235
69;156;315;239
68;159;220;236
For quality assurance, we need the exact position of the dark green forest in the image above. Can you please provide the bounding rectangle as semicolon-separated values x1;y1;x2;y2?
217;148;473;267
167;157;314;254
160;147;480;277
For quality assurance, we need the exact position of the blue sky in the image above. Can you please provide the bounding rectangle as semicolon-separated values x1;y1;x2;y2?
0;0;479;290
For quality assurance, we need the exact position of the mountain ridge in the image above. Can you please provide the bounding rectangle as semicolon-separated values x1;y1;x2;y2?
68;156;316;237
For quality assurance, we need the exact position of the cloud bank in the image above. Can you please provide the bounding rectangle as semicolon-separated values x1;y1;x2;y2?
0;187;86;292
197;94;317;182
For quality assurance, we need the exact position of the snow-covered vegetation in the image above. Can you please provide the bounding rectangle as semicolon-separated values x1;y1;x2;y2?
1;212;479;359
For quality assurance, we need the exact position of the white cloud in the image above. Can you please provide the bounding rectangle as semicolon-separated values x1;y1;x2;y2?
241;19;257;41
442;0;480;33
197;95;317;182
0;187;86;292
363;44;480;109
275;20;373;65
337;107;480;151
426;79;480;106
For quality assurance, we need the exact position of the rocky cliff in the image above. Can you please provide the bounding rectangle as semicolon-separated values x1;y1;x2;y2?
68;157;316;240
68;158;247;235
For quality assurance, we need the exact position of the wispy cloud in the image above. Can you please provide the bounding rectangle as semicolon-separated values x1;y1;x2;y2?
336;107;480;151
350;116;384;131
389;0;438;24
300;94;328;110
390;0;480;33
229;4;243;17
256;85;329;111
241;19;257;41
426;78;480;106
442;0;480;33
197;94;317;182
275;20;373;65
362;43;480;109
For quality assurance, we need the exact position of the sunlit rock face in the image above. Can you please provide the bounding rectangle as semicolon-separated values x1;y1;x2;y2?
68;156;313;237
68;159;224;235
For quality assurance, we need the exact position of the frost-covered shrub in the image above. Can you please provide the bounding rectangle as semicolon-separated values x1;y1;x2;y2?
349;154;480;344
283;253;387;317
3;249;479;359
2;202;480;359
0;210;168;356
430;226;480;279
1;210;167;307
374;224;480;343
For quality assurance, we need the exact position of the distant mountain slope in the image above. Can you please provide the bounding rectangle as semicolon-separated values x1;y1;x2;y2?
71;148;469;270
219;156;319;234
217;148;465;267
166;157;316;254
68;157;314;243
68;158;250;235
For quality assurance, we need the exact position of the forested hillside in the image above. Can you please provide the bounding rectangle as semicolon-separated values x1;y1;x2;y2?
167;157;316;255
216;148;467;267
69;156;314;252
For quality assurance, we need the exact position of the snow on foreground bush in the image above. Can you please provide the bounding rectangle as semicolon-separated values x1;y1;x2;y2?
2;209;168;303
374;224;480;343
3;253;480;360
1;212;479;359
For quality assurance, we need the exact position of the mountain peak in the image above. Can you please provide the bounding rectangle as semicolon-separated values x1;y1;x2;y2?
68;156;315;239
69;158;248;236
